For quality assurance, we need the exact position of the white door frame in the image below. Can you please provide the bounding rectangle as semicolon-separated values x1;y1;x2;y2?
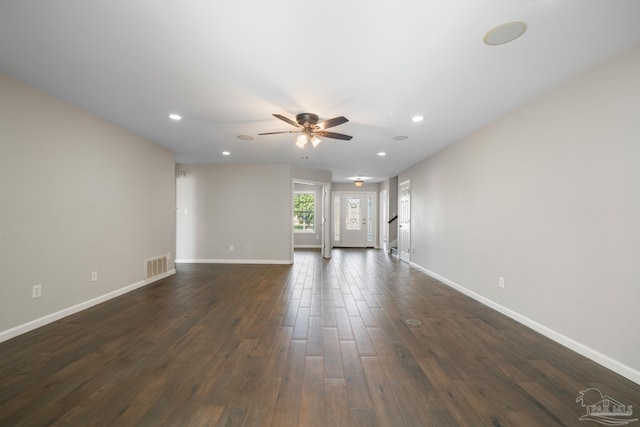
292;179;332;260
331;191;377;248
322;183;331;258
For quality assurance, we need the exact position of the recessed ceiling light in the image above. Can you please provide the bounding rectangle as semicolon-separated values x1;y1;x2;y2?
483;21;528;46
169;113;182;121
237;135;253;140
222;151;230;156
393;136;409;141
377;152;387;157
411;116;424;122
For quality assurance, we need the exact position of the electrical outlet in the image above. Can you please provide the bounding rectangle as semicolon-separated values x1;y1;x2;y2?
499;277;505;288
229;244;234;251
91;271;98;282
32;284;42;299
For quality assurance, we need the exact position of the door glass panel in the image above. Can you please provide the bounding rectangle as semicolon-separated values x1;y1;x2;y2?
346;198;361;230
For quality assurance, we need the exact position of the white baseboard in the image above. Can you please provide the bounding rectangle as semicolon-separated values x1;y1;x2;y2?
294;245;322;249
410;262;640;386
0;269;176;344
175;259;292;265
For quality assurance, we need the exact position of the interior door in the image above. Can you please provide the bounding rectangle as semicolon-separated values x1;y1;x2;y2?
398;181;411;263
340;193;369;247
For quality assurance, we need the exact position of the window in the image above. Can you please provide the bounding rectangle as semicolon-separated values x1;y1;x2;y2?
293;192;315;232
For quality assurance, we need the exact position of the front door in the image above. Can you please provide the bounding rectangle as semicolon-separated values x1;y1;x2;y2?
335;193;375;248
398;181;411;263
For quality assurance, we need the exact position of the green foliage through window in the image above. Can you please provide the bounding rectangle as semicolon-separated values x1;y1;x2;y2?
294;192;315;232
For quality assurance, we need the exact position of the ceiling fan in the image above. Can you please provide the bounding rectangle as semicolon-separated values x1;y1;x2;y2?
259;113;353;148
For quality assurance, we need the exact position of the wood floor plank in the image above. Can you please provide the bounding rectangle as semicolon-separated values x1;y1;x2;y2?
355;299;378;327
310;294;323;316
334;307;354;340
263;326;293;378
321;299;337;327
292;307;310;340
349;317;376;357
241;377;281;427
360;356;406;427
271;340;306;427
417;356;482;426
281;298;301;327
390;379;440;427
306;316;323;356
340;340;373;409
0;250;638;427
324;378;352;427
343;294;360;317
349;408;380;427
299;356;324;427
322;328;344;379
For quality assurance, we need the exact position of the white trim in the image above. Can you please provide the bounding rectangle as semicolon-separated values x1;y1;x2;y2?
175;259;292;265
0;269;176;344
294;245;322;249
410;262;640;386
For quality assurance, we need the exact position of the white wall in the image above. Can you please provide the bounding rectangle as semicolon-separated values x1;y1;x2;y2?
0;72;176;339
175;163;292;263
399;44;640;383
291;166;331;184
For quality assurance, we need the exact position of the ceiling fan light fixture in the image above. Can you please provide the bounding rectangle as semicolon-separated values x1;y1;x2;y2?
296;134;308;148
259;112;353;146
354;179;364;187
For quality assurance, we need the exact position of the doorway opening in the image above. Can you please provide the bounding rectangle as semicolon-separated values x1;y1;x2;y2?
292;180;331;260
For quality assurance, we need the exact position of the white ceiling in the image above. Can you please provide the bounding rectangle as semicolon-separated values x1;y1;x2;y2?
2;0;639;183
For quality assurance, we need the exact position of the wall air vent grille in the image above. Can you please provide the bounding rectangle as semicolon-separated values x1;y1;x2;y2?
145;254;169;280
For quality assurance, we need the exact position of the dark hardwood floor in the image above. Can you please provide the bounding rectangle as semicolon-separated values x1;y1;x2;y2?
1;249;638;426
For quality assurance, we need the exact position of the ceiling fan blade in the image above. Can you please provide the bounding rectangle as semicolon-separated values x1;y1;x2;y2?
273;114;300;128
258;131;301;135
316;130;353;140
316;116;349;130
